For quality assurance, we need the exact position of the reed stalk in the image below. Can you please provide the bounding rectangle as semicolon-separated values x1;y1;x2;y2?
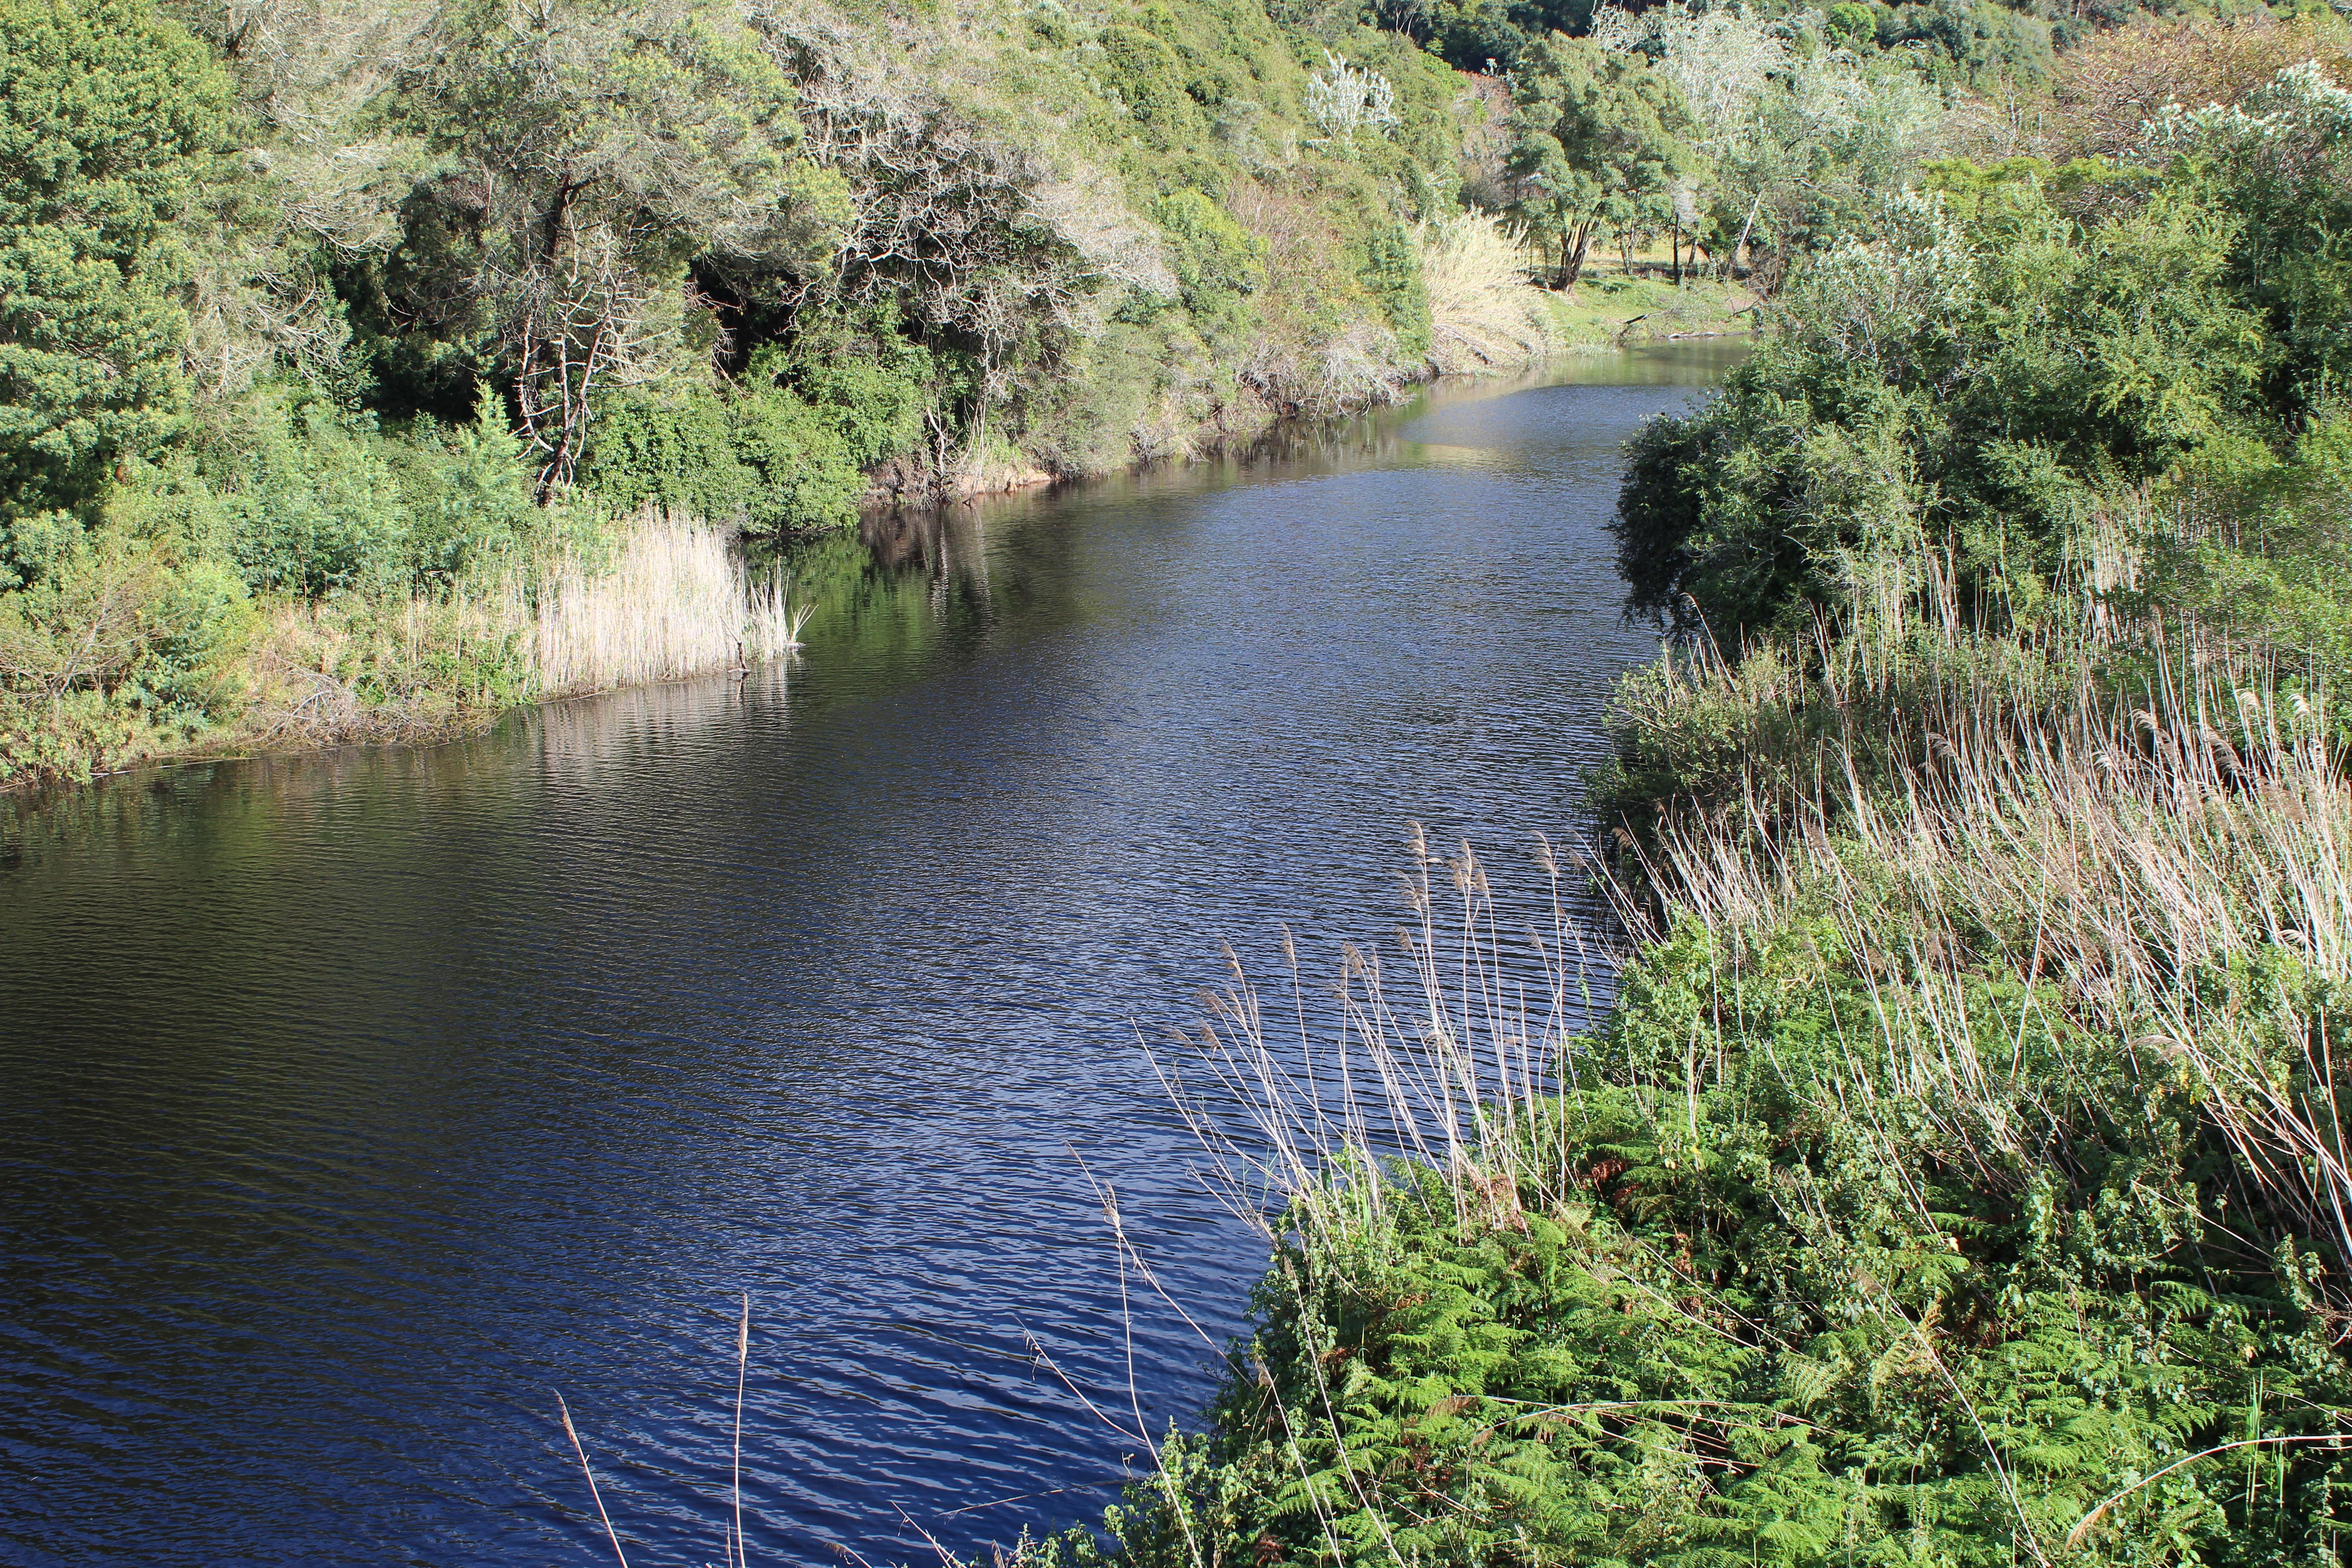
531;516;762;694
556;1392;632;1568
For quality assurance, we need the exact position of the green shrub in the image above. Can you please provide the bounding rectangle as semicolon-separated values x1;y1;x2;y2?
774;325;934;469
581;383;754;524
1614;183;2265;641
1046;902;2352;1568
222;400;410;599
0;516;250;784
1098;25;1208;143
1879;0;2055;86
1826;0;1876;44
1353;220;1431;360
728;380;868;534
388;390;546;586
583;371;874;537
1150;190;1269;346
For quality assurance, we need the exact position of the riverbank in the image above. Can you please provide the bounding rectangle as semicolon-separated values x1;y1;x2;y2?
1050;605;2352;1566
1542;272;1761;349
1;510;810;794
6;0;1517;798
1024;113;2352;1566
0;269;1634;801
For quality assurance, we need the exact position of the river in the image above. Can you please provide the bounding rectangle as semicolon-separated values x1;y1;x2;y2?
0;345;1738;1567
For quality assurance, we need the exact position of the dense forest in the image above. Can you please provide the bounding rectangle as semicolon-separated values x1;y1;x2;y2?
2;0;2079;789
1016;7;2352;1567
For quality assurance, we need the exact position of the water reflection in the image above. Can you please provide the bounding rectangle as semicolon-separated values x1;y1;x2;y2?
0;345;1736;1568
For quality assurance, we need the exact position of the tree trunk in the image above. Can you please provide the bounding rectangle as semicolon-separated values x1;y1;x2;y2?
1731;193;1763;281
1563;221;1592;289
539;176;584;265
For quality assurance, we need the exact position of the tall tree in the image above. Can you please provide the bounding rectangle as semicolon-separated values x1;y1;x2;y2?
1507;34;1697;288
399;0;850;490
0;0;230;556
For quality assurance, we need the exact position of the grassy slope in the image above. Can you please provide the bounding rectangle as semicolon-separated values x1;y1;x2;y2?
1539;270;1760;348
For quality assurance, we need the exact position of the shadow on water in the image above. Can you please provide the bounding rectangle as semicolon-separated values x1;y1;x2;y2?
0;343;1740;1568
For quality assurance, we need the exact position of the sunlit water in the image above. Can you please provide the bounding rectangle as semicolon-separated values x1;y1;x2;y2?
0;346;1738;1567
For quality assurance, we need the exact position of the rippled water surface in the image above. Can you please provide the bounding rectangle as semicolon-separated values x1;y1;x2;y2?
0;347;1737;1567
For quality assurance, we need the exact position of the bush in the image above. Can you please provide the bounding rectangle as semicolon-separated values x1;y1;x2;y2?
223;402;410;598
580;383;754;525
1150;190;1269;347
1613;183;2265;642
0;518;250;783
388;392;547;587
776;323;935;469
728;380;868;534
1098;25;1208;143
583;372;877;537
1353;220;1432;361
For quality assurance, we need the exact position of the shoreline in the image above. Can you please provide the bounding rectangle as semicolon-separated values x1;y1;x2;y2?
6;334;1753;806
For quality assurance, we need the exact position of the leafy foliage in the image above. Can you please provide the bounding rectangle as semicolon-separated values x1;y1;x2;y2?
0;0;230;544
1021;49;2352;1568
581;322;935;534
1613;175;2274;641
1509;35;1700;286
0;0;1500;786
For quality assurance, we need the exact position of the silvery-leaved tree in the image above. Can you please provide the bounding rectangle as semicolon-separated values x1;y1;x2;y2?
405;0;850;492
749;11;1169;464
1592;0;1784;160
1587;1;1935;285
158;0;439;400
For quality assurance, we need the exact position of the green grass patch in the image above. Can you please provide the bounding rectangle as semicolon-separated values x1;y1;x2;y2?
1539;272;1758;349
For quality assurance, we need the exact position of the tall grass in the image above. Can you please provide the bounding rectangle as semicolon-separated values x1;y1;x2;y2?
1415;213;1561;376
1112;582;2352;1564
1621;621;2352;1284
1153;828;1593;1248
1163;601;2352;1284
532;514;804;695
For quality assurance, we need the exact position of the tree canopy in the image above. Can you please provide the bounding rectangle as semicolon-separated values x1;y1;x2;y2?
1507;33;1699;285
0;0;230;559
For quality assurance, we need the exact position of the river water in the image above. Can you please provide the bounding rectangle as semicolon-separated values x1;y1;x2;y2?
0;346;1735;1568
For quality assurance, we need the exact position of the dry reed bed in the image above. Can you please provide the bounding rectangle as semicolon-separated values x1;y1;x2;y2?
1416;212;1560;376
533;514;807;696
245;514;808;749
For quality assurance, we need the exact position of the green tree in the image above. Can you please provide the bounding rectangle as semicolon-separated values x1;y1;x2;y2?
1507;35;1698;288
394;0;850;490
2152;62;2352;419
0;0;230;563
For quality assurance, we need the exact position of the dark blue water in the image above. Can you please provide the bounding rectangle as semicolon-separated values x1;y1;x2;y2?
0;348;1734;1567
